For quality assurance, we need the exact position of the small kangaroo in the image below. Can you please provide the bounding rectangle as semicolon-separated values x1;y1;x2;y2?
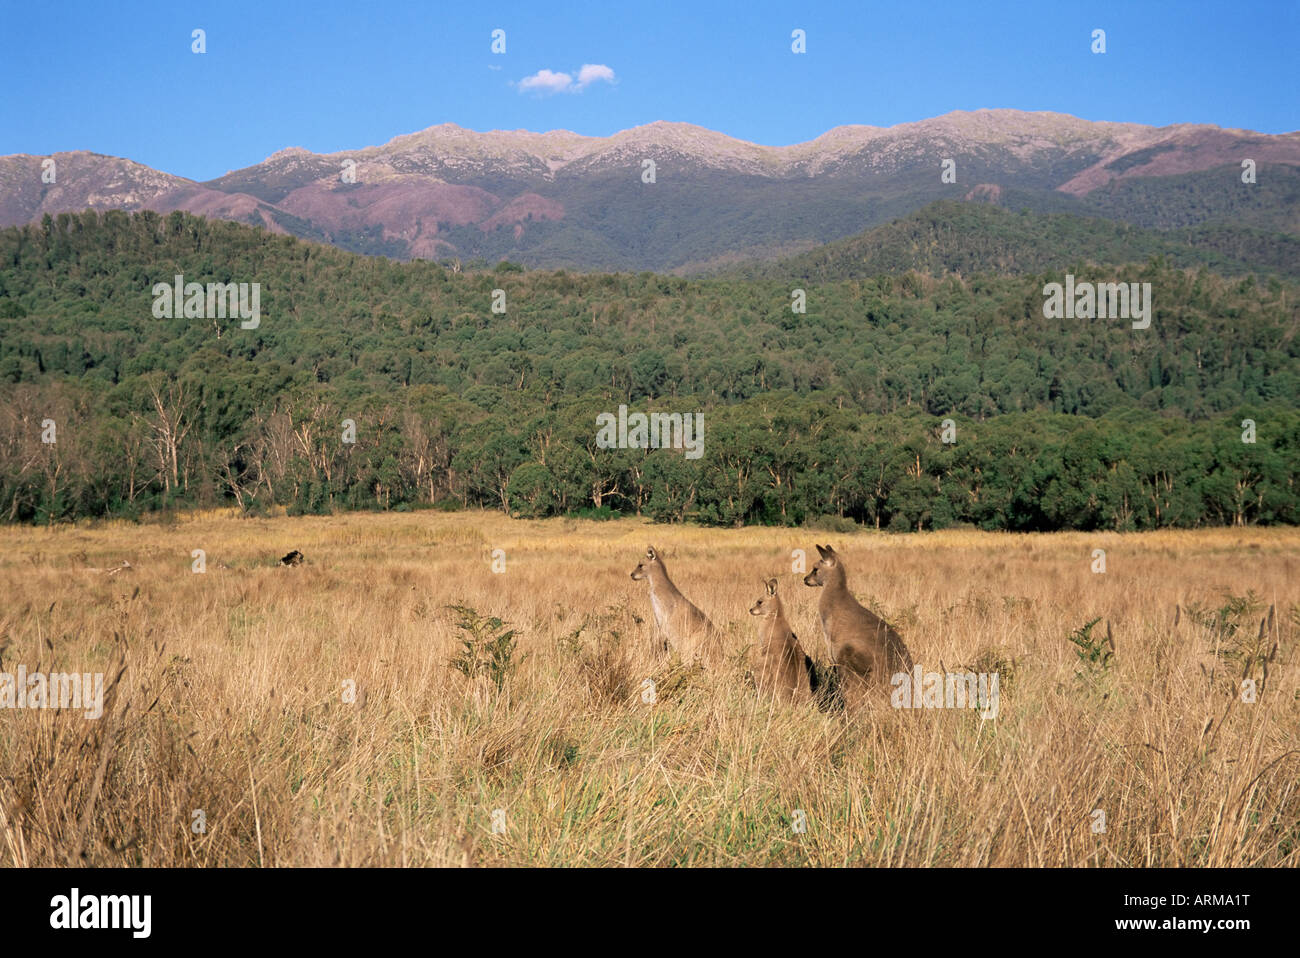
630;545;718;661
749;578;813;703
803;544;912;708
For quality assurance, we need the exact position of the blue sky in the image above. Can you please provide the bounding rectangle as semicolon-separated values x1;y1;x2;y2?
2;0;1295;182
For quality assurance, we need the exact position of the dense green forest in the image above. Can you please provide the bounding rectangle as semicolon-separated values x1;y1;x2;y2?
0;210;1296;528
742;200;1300;283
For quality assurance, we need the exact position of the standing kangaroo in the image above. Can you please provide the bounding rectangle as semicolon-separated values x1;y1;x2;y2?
749;578;813;703
630;545;718;661
803;544;912;708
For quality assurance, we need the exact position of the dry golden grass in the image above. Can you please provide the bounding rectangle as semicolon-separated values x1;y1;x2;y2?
1;510;1297;867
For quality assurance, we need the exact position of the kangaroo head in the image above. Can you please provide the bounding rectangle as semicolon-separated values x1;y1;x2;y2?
803;544;840;587
630;545;662;581
749;578;781;616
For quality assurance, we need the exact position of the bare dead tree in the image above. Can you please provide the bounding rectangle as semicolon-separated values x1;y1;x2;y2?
134;375;195;496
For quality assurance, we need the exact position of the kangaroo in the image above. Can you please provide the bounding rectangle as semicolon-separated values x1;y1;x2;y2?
749;578;813;703
803;544;912;709
630;545;718;661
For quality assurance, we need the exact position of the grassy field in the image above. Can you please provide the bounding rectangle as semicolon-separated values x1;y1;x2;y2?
1;510;1297;867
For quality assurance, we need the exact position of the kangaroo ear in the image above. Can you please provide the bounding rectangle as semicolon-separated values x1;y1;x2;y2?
766;578;777;595
822;544;837;557
646;545;656;559
815;544;830;558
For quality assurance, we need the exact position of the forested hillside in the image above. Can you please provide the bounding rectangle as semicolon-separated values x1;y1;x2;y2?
746;200;1300;283
1;210;1297;528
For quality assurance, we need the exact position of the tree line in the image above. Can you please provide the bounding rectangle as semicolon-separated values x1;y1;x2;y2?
4;380;1295;530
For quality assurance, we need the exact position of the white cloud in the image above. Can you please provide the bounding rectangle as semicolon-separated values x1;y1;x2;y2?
517;69;573;94
516;64;615;95
574;64;615;89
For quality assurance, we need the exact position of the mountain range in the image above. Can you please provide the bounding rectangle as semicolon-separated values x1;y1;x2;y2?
2;109;1298;273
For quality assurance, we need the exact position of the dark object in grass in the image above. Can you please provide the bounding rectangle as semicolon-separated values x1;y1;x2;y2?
807;655;845;712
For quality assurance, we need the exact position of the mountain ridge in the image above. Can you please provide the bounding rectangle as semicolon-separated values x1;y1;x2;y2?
3;109;1298;271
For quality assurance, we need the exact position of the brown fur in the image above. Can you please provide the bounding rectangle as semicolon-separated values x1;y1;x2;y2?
630;545;718;662
748;578;811;703
803;544;912;708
